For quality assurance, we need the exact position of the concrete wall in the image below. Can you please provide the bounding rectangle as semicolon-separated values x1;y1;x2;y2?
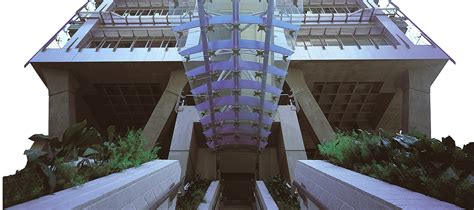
196;148;217;180
175;106;283;181
294;160;462;210
8;160;181;210
255;181;278;210
168;106;200;182
198;181;221;210
258;148;280;180
276;106;308;182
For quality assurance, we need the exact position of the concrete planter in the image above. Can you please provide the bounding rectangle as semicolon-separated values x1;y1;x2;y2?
8;160;181;210
294;160;462;210
198;181;221;210
255;181;279;210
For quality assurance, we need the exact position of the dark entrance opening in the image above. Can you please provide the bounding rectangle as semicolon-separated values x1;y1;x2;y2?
220;173;255;209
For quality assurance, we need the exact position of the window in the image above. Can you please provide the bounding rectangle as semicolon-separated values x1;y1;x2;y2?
80;36;177;49
87;40;102;48
347;7;359;13
335;8;346;13
355;37;372;46
134;40;149;48
164;40;177;48
304;6;360;14
324;37;340;46
113;8;169;16
296;40;306;47
117;41;133;48
295;33;394;49
371;36;390;45
310;37;324;46
340;36;358;46
114;9;127;15
102;40;118;48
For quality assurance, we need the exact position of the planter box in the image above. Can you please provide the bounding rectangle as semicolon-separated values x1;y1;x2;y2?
255;181;278;210
198;181;221;210
8;160;181;210
294;160;462;210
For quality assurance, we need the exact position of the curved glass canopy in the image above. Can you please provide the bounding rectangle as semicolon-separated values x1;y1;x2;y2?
172;0;302;150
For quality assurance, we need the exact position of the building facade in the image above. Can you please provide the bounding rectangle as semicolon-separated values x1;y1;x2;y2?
26;0;452;207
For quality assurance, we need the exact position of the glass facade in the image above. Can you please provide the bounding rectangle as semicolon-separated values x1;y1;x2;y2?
172;0;302;150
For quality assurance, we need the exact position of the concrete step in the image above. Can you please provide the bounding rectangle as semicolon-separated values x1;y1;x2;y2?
221;199;254;210
221;207;252;210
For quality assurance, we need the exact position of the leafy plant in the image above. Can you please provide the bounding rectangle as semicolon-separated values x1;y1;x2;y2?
3;122;160;208
2;164;49;207
176;176;211;210
318;130;386;169
107;129;159;172
54;158;87;189
265;175;300;210
317;130;474;209
21;120;103;192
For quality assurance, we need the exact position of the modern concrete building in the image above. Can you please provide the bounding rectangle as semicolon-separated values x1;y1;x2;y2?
26;0;453;208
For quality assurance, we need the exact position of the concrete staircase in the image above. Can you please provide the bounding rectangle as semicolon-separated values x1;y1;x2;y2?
221;199;253;210
219;173;255;210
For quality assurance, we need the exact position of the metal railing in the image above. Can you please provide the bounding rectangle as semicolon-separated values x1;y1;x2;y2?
78;35;177;51
293;181;323;209
150;181;181;209
24;1;97;67
296;33;398;50
25;0;454;67
366;0;455;63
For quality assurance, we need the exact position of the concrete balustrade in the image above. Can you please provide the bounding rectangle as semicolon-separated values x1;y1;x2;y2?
255;181;279;210
8;160;181;210
198;181;221;210
294;160;462;210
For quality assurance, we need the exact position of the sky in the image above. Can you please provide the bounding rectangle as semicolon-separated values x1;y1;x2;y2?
0;0;472;179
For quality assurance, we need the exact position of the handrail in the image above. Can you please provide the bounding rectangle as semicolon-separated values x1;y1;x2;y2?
150;181;181;209
293;181;323;209
389;2;455;64
366;0;455;64
24;1;91;67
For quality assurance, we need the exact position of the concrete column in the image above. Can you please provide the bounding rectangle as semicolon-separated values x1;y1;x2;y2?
44;69;78;138
143;70;187;149
286;69;335;142
168;106;200;182
376;90;403;133
277;106;308;182
402;88;431;137
32;69;78;150
401;69;432;137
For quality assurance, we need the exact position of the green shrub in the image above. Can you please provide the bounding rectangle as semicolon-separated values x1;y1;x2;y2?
318;131;385;169
317;130;474;209
3;122;160;208
54;158;87;189
2;164;49;207
176;176;211;210
264;175;300;210
107;130;159;172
